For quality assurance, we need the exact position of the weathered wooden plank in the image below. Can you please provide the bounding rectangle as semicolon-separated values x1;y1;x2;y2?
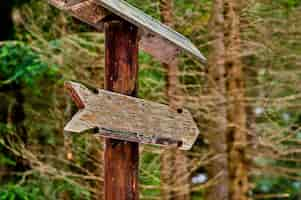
65;0;87;7
64;81;199;150
46;0;207;64
47;0;108;29
139;30;181;65
94;0;206;64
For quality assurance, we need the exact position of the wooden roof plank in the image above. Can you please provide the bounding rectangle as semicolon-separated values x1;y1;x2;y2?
94;0;206;64
47;0;207;64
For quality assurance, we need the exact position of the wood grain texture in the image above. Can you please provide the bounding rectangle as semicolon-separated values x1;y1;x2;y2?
47;0;108;29
64;81;199;150
46;0;206;64
105;137;139;200
95;0;206;63
139;31;180;65
104;20;139;200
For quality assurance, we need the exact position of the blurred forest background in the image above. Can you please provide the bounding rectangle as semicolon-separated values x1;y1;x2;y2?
0;0;300;199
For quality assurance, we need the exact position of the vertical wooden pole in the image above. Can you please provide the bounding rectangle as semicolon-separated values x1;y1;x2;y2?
104;18;139;200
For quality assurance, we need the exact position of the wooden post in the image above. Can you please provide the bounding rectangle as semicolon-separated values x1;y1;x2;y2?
104;18;139;200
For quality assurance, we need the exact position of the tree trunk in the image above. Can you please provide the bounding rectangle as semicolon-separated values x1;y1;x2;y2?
204;0;229;199
224;0;249;199
159;0;190;199
0;0;13;40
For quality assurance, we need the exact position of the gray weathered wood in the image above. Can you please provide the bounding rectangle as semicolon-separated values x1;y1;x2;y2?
64;81;199;150
46;0;206;64
48;0;108;29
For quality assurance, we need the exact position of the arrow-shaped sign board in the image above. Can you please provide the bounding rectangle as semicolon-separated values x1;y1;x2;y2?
64;81;199;150
47;0;206;64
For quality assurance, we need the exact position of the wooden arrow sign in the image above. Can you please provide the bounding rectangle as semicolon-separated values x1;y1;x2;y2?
47;0;206;64
64;81;199;150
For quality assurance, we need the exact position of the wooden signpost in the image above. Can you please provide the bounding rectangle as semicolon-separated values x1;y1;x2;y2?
47;0;205;199
64;81;199;150
47;0;206;64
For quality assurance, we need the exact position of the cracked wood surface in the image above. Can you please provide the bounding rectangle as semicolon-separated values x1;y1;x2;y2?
64;81;199;150
46;0;206;64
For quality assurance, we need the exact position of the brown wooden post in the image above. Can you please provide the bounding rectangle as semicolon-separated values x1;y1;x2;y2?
104;18;139;200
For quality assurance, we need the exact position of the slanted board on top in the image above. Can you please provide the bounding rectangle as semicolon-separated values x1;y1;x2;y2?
47;0;206;64
64;81;200;150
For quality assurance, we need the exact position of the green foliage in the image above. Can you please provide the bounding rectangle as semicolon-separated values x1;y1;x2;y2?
138;52;166;101
254;177;301;200
0;42;57;87
0;155;16;166
0;184;42;200
0;177;91;200
140;152;161;198
1;0;299;199
126;0;160;19
279;0;300;9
